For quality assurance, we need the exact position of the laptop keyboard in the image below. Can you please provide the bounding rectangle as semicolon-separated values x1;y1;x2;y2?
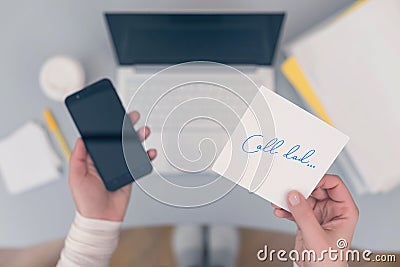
122;78;263;132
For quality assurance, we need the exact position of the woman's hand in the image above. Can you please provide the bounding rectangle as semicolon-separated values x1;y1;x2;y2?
68;111;157;222
273;174;359;267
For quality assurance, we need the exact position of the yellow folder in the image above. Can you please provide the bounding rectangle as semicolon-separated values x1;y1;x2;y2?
281;57;333;125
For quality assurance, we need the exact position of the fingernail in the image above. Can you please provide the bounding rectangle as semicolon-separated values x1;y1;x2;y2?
288;192;300;206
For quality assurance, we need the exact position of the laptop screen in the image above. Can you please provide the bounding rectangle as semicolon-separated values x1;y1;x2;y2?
105;13;285;66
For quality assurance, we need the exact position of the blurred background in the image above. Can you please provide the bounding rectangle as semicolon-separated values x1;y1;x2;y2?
0;0;399;266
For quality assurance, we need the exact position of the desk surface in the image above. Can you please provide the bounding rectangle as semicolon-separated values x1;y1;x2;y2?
1;0;399;251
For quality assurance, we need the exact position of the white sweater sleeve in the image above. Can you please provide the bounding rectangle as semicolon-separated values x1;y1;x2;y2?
56;212;121;267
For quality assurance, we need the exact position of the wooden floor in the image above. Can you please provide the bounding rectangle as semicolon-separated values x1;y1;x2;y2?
0;226;398;267
110;227;296;267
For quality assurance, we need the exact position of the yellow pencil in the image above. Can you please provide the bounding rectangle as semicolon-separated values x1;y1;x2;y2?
43;108;71;160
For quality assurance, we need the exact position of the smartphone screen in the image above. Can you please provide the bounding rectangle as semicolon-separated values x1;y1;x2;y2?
65;79;152;191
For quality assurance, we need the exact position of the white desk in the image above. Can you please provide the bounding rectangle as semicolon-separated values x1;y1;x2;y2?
1;0;399;252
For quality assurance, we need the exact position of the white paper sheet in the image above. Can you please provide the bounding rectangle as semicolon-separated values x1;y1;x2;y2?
0;122;61;194
212;86;349;210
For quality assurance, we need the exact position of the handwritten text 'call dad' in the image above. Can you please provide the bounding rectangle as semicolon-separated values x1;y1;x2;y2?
241;134;317;169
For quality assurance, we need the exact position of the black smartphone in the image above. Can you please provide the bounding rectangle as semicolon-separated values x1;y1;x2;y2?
65;78;153;191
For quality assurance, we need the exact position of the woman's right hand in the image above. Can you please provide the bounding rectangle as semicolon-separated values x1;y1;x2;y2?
273;175;359;267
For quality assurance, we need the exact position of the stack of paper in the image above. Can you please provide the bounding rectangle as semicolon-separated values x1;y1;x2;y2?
281;0;400;193
0;122;61;194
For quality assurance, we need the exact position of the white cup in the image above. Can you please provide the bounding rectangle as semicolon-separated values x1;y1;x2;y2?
39;55;85;101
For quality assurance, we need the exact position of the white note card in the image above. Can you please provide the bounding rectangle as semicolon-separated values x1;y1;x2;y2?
212;86;349;210
0;122;61;194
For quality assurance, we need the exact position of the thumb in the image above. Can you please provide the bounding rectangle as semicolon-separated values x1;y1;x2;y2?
70;138;88;176
287;190;327;249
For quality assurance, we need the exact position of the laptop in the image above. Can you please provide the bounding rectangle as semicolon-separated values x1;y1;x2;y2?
105;13;285;174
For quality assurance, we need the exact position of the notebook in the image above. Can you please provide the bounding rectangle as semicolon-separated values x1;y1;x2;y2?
0;122;61;194
281;0;400;193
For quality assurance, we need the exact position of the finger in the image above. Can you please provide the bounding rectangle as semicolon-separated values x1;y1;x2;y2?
306;195;317;209
310;187;329;201
317;175;355;204
137;126;150;142
273;208;294;221
271;197;317;221
287;190;327;249
271;203;281;209
128;111;140;125
86;154;94;165
147;149;157;160
270;203;293;218
120;182;133;194
271;202;295;221
317;175;359;223
70;138;88;175
86;155;99;173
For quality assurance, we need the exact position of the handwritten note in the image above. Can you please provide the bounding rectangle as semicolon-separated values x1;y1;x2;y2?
242;135;317;169
212;86;349;210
